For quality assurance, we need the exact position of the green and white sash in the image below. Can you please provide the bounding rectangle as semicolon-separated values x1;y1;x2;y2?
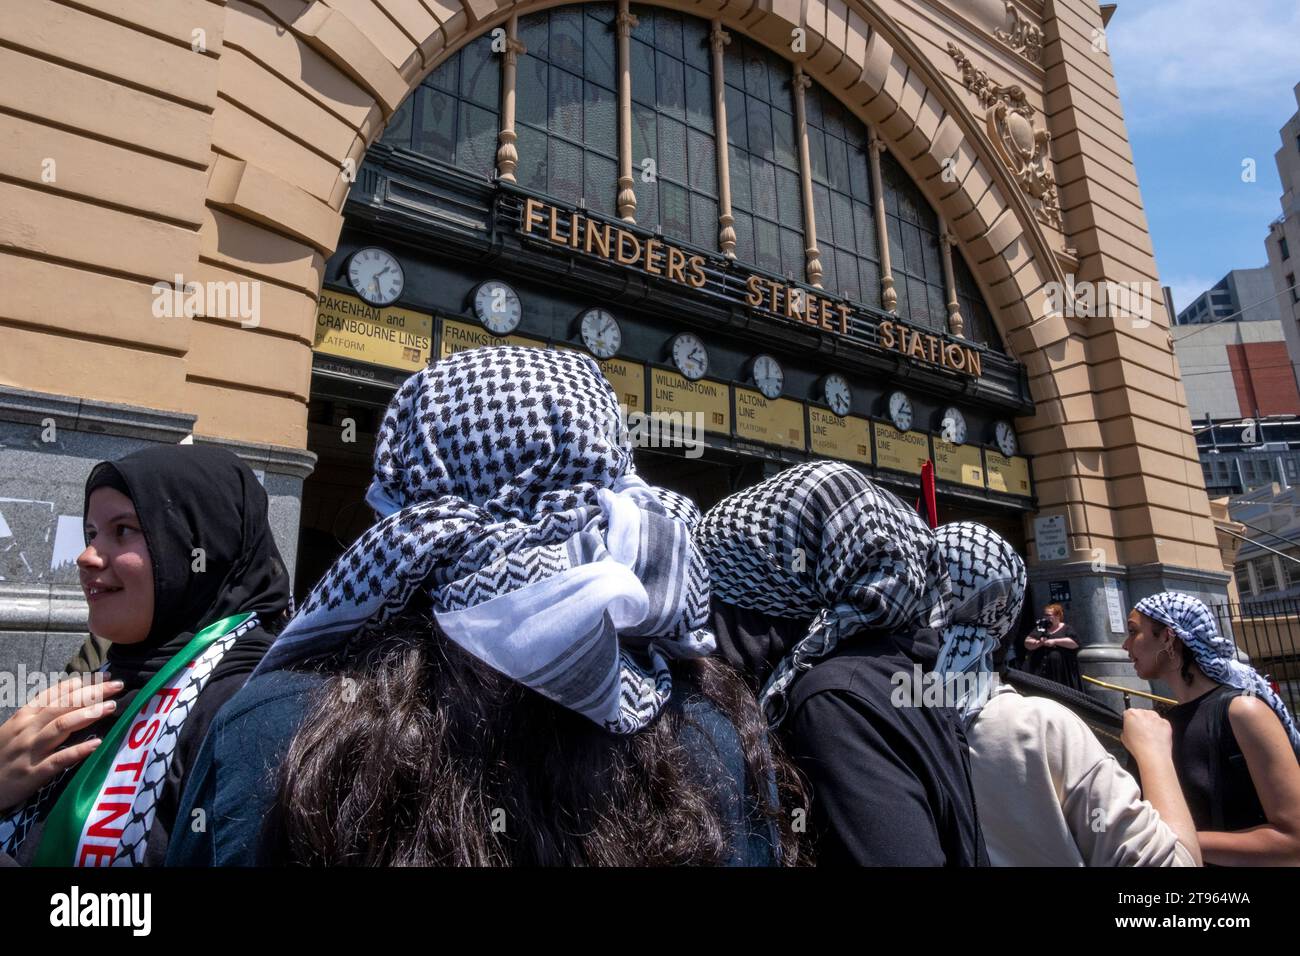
22;612;257;866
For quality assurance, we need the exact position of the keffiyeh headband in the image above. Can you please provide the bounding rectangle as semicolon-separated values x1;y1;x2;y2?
695;461;951;725
933;522;1027;725
1135;591;1300;757
256;347;715;735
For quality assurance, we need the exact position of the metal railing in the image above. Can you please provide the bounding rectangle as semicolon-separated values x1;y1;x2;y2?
1210;598;1300;718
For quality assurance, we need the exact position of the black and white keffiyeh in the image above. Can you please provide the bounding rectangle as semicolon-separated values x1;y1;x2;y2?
933;522;1027;725
255;347;715;735
695;461;951;725
1135;591;1300;758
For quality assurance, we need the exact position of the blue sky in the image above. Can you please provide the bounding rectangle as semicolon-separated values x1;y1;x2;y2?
1105;0;1300;315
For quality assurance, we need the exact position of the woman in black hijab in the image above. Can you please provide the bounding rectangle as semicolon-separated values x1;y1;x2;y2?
0;444;289;866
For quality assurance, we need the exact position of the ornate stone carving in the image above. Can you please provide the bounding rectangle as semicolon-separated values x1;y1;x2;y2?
947;43;1061;230
994;2;1042;64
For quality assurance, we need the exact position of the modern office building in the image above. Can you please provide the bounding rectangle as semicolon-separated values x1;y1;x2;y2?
1268;83;1300;388
1174;268;1282;328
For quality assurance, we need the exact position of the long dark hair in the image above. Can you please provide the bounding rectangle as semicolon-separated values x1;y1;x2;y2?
268;610;808;866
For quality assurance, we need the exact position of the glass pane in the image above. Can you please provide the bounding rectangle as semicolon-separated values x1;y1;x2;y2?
723;33;745;89
807;126;828;184
519;12;548;60
819;243;837;295
893;270;910;318
587;2;615;24
414;86;456;160
729;143;751;211
848;145;870;202
427;50;458;93
517;55;548;128
853;200;878;261
661;180;689;239
928;281;948;330
585;151;617;216
805;85;824;131
886;216;904;273
776;167;802;237
459;102;498;177
921;229;943;284
585;14;616;89
657;49;686;120
630;38;656;106
691;192;717;250
826;136;849;192
381;95;413;148
630;3;655;44
754;216;781;274
750;157;778;220
632;103;657;171
831;191;854;254
515;124;547;192
902;221;925;276
906;275;930;326
781;227;804;282
461;36;499;110
659;115;687;184
858;256;882;309
550;7;583;67
549;136;583;203
732;209;754;264
584;81;616;155
823;92;845;141
743;46;768;100
746;95;773;159
725;85;747;151
682;16;710;72
772;107;798;170
768;66;793;116
685;65;713;133
655;9;683;57
549;65;583;140
637;173;660;233
812;183;834;246
687;126;717;196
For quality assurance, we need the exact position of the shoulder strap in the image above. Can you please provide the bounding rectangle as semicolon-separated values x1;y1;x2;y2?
1207;688;1236;833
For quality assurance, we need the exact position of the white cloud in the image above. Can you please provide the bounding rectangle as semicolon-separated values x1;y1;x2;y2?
1107;0;1300;127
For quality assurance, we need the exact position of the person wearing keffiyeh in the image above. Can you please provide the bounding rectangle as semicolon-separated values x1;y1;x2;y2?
1127;591;1300;866
937;523;1202;866
696;461;987;866
167;346;803;866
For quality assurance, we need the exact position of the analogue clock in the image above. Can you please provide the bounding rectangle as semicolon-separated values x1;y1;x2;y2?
995;420;1018;457
671;332;708;381
473;280;522;335
580;308;621;359
751;354;784;400
823;374;852;417
348;247;404;306
887;390;913;432
940;406;968;445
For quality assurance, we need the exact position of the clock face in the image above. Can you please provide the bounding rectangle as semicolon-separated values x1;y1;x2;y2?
823;374;852;417
580;309;621;359
348;247;404;306
474;280;522;335
671;333;708;381
888;390;913;432
752;354;784;400
995;421;1018;457
940;406;968;445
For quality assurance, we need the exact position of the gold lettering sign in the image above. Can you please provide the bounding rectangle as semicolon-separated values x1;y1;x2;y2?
649;369;730;435
873;422;930;475
518;195;980;378
986;451;1032;496
439;318;546;359
315;291;433;371
734;388;806;450
933;438;986;489
556;346;647;411
808;408;872;464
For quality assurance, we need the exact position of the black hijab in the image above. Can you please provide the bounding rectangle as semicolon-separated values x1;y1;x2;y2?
83;444;290;719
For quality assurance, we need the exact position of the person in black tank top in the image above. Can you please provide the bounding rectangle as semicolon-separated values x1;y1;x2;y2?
1127;592;1300;866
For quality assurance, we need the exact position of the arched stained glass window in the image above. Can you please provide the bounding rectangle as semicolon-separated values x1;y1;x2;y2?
806;84;880;308
630;7;718;250
722;34;804;279
516;3;619;214
377;34;500;178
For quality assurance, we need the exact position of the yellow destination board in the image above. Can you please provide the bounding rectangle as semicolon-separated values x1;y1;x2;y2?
933;438;986;488
315;290;433;371
808;408;872;464
439;318;547;359
649;369;731;435
555;346;646;411
873;423;930;475
734;388;806;450
986;451;1032;496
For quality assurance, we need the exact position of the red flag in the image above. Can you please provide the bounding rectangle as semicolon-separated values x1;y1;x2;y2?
915;460;938;528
